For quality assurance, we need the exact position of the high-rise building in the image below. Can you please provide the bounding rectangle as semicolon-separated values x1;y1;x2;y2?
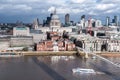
50;13;53;17
106;16;110;26
80;15;85;28
46;17;51;26
114;16;119;26
65;13;70;25
95;20;102;27
81;15;85;20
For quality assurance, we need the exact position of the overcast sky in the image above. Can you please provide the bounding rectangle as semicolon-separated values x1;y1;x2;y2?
0;0;120;23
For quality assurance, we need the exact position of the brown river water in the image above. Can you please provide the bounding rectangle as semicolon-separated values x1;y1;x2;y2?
0;56;120;80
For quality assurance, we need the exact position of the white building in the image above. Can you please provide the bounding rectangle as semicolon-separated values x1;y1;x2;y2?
13;26;30;36
95;20;102;27
108;40;120;52
85;21;89;28
30;30;47;43
0;41;9;52
84;19;102;28
80;19;85;28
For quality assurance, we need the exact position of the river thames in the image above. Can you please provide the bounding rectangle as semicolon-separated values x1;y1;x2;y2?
0;56;120;80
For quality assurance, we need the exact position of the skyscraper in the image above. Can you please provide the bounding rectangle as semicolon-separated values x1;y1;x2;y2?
50;13;53;18
81;15;85;20
95;20;102;27
65;13;70;25
114;16;119;26
80;15;85;28
106;16;110;26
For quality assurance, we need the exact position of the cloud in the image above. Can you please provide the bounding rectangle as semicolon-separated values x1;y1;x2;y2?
0;0;42;3
100;0;120;4
71;0;85;4
0;0;119;15
48;6;85;14
0;0;120;23
96;4;115;10
0;4;32;14
88;11;97;15
48;6;71;14
105;10;114;13
13;4;32;10
48;6;56;13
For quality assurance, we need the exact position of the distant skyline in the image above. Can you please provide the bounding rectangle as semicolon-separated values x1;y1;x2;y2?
0;0;120;23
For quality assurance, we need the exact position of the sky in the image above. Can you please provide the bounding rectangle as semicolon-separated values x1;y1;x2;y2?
0;0;120;23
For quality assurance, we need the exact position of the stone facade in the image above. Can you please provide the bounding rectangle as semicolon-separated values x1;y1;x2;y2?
70;34;120;52
76;38;120;52
30;33;47;43
10;36;33;47
13;26;30;36
108;40;120;52
0;41;10;51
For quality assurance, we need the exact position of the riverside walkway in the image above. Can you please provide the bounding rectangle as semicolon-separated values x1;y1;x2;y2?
0;50;120;56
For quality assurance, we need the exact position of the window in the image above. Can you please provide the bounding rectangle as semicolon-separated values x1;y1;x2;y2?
55;22;58;26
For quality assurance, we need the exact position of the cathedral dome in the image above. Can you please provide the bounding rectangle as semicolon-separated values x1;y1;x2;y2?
51;8;59;20
51;14;59;20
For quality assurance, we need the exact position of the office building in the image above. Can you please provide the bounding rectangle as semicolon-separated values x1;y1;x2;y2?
80;15;85;28
106;16;110;26
95;20;102;27
114;16;119;26
65;13;70;25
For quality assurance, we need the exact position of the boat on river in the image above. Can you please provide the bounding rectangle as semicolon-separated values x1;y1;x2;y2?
72;67;105;75
72;68;95;74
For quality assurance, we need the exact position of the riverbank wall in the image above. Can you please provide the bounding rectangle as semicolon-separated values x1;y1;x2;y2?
20;51;77;56
0;51;120;57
